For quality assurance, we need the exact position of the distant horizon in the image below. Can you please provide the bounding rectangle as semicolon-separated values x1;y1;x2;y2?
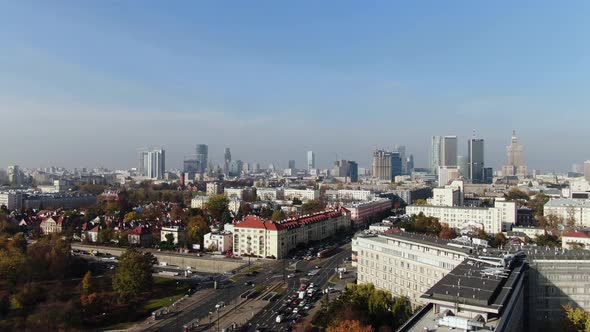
2;2;589;172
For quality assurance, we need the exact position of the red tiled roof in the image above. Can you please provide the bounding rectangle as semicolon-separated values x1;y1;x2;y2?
235;209;344;231
129;226;150;235
562;231;590;238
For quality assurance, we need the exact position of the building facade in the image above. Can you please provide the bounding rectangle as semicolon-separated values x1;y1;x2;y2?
544;198;590;227
283;188;319;201
467;138;485;183
345;198;392;227
502;130;527;177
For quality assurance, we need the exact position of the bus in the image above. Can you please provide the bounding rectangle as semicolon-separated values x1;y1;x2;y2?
317;246;337;258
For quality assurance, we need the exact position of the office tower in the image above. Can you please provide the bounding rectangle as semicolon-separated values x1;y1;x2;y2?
253;163;260;173
391;152;403;178
288;160;296;169
229;160;243;177
195;144;208;173
138;151;148;176
406;155;415;174
502;130;527;177
223;148;231;175
441;136;458;167
372;150;402;181
140;148;165;179
467;138;485;183
307;151;315;171
483;167;494;184
585;161;590;182
183;158;198;179
394;145;407;174
429;136;442;174
572;163;584;174
348;161;359;182
457;155;468;178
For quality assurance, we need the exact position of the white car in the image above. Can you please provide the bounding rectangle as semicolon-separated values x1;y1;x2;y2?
215;301;225;309
292;308;299;314
287;273;296;278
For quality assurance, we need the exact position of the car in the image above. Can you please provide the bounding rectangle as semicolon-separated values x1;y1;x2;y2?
244;281;254;286
292;308;299;314
328;286;335;291
314;265;321;269
292;300;299;306
304;305;311;310
215;301;225;309
287;273;296;278
300;285;306;291
309;283;315;288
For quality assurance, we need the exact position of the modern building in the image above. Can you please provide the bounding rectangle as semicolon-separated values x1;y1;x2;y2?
195;144;208;174
543;198;590;227
406;199;517;234
502;130;527;177
228;160;243;177
468;138;485;183
232;209;350;259
438;166;460;186
441;136;458;167
345;198;392;227
372;150;402;181
139;148;165;180
307;151;315;171
256;187;284;201
332;160;359;182
429;136;442;174
394;145;407;175
0;191;23;210
7;165;24;185
224;147;232;175
288;160;296;170
406;154;415;175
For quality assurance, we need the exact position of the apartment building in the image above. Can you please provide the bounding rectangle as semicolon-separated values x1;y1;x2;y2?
204;230;233;252
190;195;210;209
256;187;284;201
354;232;470;306
345;198;392;227
544;198;590;227
406;199;516;234
232;209;349;259
283;188;319;201
336;189;373;201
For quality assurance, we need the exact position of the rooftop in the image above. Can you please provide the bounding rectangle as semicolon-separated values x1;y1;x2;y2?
234;209;344;231
545;198;590;208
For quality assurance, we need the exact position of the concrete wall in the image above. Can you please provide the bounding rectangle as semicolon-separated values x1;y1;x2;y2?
72;244;247;273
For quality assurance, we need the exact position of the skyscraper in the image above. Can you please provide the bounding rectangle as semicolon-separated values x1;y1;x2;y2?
406;155;414;174
195;144;208;173
584;161;590;182
429;136;442;174
441;136;458;167
394;145;407;174
502;131;527;177
307;151;315;171
7;165;23;185
139;148;165;179
372;150;401;181
288;160;296;169
223;148;231;175
467;138;485;183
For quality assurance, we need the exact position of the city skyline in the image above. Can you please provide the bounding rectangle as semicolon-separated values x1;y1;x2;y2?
2;2;590;171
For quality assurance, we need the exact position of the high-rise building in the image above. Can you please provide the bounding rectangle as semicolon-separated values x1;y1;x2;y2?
139;148;165;179
307;151;315;171
372;150;402;181
223;148;231;175
348;161;359;183
406;155;414;174
229;160;243;177
195;144;208;174
333;160;359;182
7;165;23;186
467;138;485;183
441;136;457;167
585;161;590;182
183;158;198;179
502;130;527;177
394;145;407;174
429;136;442;174
288;160;296;170
457;155;468;178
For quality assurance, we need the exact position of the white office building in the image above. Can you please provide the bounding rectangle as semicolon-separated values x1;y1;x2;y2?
283;188;319;201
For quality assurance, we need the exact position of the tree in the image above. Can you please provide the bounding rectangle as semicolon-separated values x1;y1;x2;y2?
292;197;303;205
123;211;141;223
98;227;113;244
8;233;27;253
81;271;93;295
474;228;488;240
439;224;457;239
206;194;229;221
327;320;372;332
260;206;273;219
504;188;529;204
536;233;560;247
493;233;508;247
539;214;564;229
414;199;428;205
301;199;327;214
271;210;286;221
563;305;590;332
170;205;186;221
187;215;210;248
165;233;175;245
221;209;233;224
112;248;155;303
527;193;549;220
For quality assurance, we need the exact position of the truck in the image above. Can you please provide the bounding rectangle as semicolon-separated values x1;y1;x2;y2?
298;291;306;300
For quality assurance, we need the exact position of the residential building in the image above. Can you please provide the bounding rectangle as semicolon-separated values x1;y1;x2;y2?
128;226;153;247
428;187;461;207
40;216;66;234
232;209;350;259
224;187;245;199
161;226;185;245
502;130;527;177
354;231;470;306
544;198;590;227
283;188;319;201
21;193;96;210
206;182;224;196
394;145;407;175
7;165;24;186
511;226;545;239
337;189;373;201
345;198;392;227
467;138;485;183
0;191;23;210
561;231;590;250
191;195;210;209
204;230;233;252
256;187;284;201
406;199;516;234
228;197;242;215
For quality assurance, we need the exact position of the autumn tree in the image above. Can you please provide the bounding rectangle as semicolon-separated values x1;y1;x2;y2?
327;320;372;332
439;224;457;239
187;215;210;248
206;194;229;221
112;248;156;303
123;211;141;223
271;210;286;221
563;305;590;332
413;199;428;205
301;199;327;214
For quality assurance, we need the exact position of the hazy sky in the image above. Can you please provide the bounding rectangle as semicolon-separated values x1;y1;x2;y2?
1;1;589;172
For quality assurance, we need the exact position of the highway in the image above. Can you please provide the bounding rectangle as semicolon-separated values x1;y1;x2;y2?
246;246;352;332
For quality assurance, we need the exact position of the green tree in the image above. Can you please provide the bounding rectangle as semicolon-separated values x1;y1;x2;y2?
301;199;326;214
112;248;155;303
206;194;229;220
271;210;286;221
187;215;210;248
123;211;141;223
413;199;428;205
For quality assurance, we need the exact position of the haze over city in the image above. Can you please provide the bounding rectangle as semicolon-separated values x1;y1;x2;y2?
2;1;590;171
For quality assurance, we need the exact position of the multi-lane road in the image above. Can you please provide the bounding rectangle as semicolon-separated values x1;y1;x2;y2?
246;246;352;332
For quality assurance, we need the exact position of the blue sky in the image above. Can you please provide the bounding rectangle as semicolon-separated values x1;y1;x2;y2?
1;1;589;171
